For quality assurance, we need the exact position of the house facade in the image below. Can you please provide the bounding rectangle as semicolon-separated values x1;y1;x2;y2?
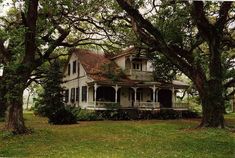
62;48;190;110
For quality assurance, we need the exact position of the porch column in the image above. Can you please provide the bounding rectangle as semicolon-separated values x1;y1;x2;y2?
172;87;175;107
133;87;137;105
152;85;156;108
129;55;133;75
114;84;120;103
156;89;158;102
94;83;98;107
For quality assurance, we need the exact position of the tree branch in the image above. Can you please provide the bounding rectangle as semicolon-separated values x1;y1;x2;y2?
191;1;213;42
23;0;39;64
215;2;233;31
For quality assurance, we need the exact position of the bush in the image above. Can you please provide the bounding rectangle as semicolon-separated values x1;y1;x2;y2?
48;107;77;125
0;101;6;118
104;103;120;110
0;109;6;119
181;110;200;118
75;109;199;121
77;109;104;121
0;117;4;122
33;101;49;117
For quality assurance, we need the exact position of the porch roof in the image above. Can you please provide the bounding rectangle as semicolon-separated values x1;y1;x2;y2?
87;80;189;89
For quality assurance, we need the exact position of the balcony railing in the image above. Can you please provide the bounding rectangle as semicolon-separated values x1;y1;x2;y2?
125;69;153;81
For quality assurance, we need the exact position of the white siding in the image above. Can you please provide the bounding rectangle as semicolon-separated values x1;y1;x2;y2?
114;56;126;70
62;53;93;108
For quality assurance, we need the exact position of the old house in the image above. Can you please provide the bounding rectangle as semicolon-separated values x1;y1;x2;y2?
62;48;190;110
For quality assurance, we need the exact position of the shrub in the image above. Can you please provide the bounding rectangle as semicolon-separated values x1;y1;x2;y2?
48;107;77;125
181;110;200;118
0;108;6;119
77;109;104;121
0;117;4;122
158;109;180;119
104;103;120;110
75;109;199;121
0;101;6;118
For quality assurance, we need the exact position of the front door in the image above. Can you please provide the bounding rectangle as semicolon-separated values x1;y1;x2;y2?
158;89;172;108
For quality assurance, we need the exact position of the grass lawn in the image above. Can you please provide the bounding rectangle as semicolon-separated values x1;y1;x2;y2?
0;112;235;158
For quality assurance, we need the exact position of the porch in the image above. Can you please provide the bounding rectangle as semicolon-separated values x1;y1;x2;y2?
84;82;190;110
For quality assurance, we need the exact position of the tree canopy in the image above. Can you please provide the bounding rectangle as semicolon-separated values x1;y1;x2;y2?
0;0;235;133
115;0;235;127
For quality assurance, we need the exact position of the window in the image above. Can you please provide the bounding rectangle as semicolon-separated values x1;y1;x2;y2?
65;90;69;103
132;62;142;71
68;63;71;76
82;86;87;102
71;88;75;103
73;60;76;74
76;87;79;101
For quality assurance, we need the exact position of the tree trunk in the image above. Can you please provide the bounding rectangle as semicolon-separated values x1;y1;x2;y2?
198;80;225;128
5;88;28;134
3;67;30;134
0;78;7;118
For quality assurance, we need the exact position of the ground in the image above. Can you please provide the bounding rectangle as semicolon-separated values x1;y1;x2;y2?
0;112;235;158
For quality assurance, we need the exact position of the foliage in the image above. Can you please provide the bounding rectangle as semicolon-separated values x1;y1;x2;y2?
150;54;178;82
34;60;64;118
48;107;77;125
76;109;104;121
0;112;235;158
224;100;232;113
115;0;235;127
0;0;134;133
0;100;6;118
76;109;199;121
104;103;120;109
101;62;126;82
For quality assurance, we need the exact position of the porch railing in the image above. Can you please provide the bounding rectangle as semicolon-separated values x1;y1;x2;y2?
87;101;160;109
87;101;120;108
173;102;189;109
87;101;188;109
134;102;160;108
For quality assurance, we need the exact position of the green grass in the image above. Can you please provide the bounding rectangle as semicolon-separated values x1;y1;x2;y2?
0;112;235;158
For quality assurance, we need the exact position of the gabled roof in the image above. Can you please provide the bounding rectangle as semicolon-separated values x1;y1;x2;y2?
65;48;189;88
72;48;134;84
74;49;108;74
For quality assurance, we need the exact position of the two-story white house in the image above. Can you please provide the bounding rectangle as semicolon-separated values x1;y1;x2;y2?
62;47;190;110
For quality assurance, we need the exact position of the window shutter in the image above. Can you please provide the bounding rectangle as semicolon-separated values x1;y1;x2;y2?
82;86;87;102
76;87;79;101
68;64;71;76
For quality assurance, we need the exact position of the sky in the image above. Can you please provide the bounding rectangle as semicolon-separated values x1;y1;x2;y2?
0;68;3;76
0;0;11;16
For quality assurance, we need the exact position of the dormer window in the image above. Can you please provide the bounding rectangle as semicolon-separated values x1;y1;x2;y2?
68;63;71;76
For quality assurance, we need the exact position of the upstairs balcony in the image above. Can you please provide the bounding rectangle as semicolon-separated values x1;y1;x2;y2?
125;69;154;81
